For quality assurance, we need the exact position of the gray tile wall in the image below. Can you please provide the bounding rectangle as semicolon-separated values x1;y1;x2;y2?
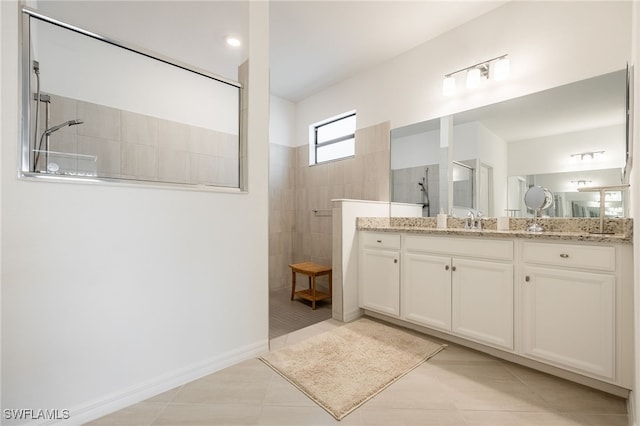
38;93;239;187
268;122;390;291
392;164;440;217
269;143;296;291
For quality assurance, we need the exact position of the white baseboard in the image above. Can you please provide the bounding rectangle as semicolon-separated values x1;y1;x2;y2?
628;389;637;426
27;339;269;426
342;307;364;323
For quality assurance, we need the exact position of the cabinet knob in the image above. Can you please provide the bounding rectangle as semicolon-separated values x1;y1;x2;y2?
525;275;530;282
560;253;569;258
394;259;398;264
376;240;382;243
445;265;450;271
451;266;457;272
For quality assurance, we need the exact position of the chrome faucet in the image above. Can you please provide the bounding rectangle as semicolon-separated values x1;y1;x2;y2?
465;210;483;230
465;211;475;229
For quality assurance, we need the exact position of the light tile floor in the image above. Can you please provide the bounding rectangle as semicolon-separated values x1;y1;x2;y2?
87;318;629;426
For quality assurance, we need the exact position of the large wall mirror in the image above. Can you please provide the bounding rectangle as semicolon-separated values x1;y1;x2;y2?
21;8;243;189
391;68;630;218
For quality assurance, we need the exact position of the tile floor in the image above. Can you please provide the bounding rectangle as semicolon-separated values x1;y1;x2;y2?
269;287;332;338
87;318;629;426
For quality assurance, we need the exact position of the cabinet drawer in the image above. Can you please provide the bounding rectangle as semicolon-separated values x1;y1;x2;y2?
361;232;401;250
404;235;513;261
522;242;615;272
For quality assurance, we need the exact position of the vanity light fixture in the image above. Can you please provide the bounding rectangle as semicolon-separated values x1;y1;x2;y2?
493;56;510;81
442;76;456;96
570;150;605;161
466;66;486;89
442;54;509;96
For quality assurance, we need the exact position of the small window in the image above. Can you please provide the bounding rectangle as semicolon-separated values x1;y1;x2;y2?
310;111;356;164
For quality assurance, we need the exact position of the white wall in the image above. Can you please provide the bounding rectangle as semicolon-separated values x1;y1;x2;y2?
269;95;296;147
475;123;508;216
632;2;640;424
1;2;269;425
295;1;631;145
0;0;4;415
35;19;239;134
332;199;391;323
390;129;440;170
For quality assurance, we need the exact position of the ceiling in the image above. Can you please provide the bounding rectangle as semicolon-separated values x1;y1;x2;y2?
37;1;507;103
268;1;507;102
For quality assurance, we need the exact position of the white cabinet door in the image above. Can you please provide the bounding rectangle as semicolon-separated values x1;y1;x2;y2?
360;248;400;316
521;265;615;380
452;258;514;350
402;252;451;331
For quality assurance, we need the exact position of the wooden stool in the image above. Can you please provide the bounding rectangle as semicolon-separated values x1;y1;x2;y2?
289;262;332;310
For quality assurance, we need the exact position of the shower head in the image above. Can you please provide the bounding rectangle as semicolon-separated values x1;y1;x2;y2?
35;119;86;170
44;119;84;136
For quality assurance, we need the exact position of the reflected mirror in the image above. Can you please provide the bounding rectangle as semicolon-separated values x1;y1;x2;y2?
524;185;553;233
21;8;242;189
390;69;629;218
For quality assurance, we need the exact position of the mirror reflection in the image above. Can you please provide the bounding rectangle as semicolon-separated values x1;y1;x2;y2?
390;69;628;218
524;185;553;233
23;10;242;188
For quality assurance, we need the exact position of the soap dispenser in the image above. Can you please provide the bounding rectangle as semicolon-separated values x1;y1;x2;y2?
437;209;447;229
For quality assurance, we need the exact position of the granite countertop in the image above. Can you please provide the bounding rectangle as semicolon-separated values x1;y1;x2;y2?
357;217;633;244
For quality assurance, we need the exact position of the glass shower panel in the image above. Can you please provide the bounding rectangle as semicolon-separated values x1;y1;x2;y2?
452;162;474;209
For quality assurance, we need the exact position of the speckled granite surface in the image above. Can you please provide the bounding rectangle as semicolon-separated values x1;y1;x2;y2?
357;217;633;244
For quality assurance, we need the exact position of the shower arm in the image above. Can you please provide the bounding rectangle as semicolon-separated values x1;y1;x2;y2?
33;120;84;172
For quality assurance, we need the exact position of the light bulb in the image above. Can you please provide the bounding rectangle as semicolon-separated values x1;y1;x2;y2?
225;36;241;47
493;57;510;81
466;68;482;88
442;76;456;96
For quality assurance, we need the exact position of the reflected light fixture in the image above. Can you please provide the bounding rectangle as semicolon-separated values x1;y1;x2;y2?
570;150;605;161
442;54;509;96
571;179;592;187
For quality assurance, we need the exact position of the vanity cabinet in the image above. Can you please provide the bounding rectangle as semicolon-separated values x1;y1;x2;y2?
403;252;451;331
520;241;618;381
451;258;513;350
359;232;401;317
402;235;514;351
356;228;633;392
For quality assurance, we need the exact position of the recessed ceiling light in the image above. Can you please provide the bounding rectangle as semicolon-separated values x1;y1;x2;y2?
225;36;241;48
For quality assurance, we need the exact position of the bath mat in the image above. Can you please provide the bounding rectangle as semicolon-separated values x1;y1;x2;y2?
259;317;445;420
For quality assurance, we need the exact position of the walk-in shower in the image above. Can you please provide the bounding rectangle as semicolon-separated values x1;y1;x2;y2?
34;119;84;172
31;60;84;173
22;6;243;187
418;168;430;216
